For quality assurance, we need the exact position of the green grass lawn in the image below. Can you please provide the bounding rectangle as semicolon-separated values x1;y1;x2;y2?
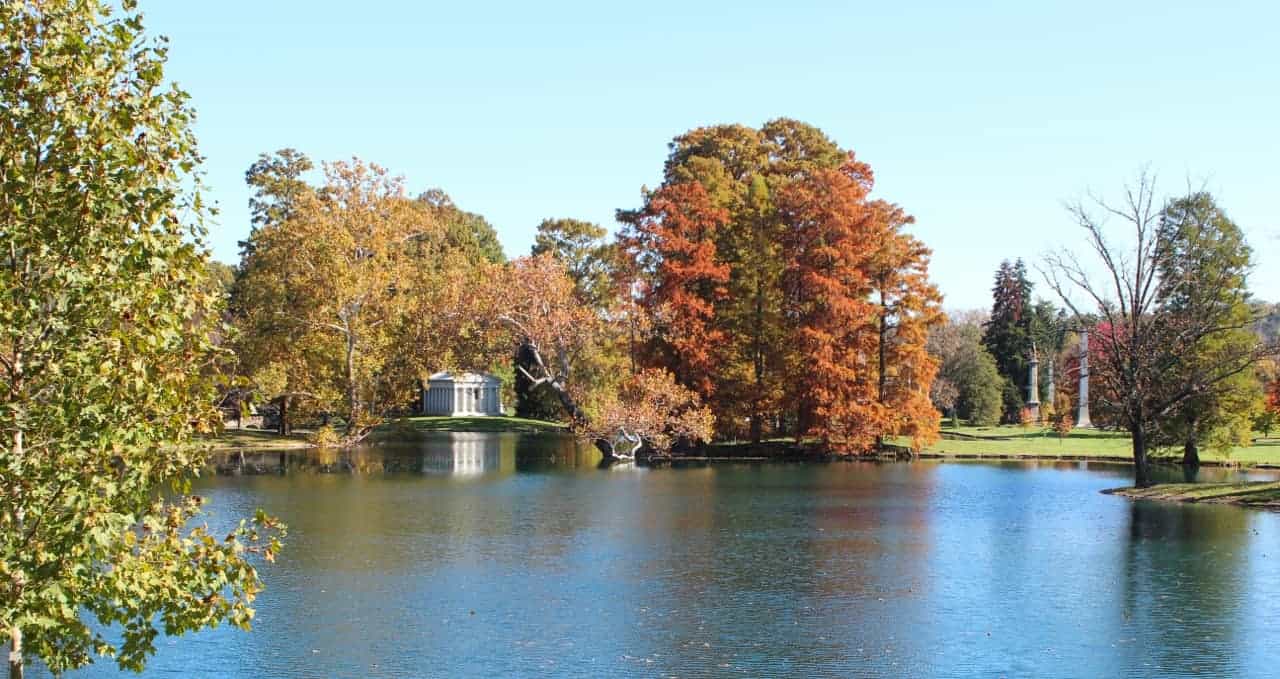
920;424;1280;465
203;428;313;451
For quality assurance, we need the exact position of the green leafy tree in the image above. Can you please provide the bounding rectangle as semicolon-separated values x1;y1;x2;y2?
230;149;320;433
1044;174;1271;486
928;312;1003;426
245;149;315;233
531;218;615;307
417;189;505;265
1152;193;1264;465
204;261;238;301
0;2;281;675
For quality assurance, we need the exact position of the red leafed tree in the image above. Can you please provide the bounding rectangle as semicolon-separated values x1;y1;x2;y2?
777;160;883;451
619;182;731;400
1264;379;1280;435
867;201;944;451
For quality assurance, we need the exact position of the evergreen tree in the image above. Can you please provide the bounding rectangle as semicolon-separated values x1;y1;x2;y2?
982;259;1033;421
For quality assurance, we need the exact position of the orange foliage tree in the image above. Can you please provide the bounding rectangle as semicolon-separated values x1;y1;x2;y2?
618;182;731;400
777;162;882;451
620;121;945;453
867;201;944;450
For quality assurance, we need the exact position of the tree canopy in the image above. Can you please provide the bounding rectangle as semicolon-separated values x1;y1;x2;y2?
0;1;280;674
1044;174;1272;485
621;120;942;451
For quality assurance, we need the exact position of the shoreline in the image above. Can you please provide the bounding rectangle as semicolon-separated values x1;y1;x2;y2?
206;423;1280;471
1103;481;1280;509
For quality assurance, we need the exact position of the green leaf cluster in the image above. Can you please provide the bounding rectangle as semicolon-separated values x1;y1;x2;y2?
0;1;282;673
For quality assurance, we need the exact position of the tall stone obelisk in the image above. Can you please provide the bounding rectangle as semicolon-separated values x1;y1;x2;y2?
1046;362;1055;406
1076;329;1092;428
1026;345;1041;422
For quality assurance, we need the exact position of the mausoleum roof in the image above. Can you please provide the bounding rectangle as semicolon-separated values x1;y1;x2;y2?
427;371;501;385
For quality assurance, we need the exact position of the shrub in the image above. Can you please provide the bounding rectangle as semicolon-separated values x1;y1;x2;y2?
309;424;342;448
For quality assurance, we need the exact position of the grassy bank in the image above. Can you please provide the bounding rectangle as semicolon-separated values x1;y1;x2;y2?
204;428;313;451
1105;481;1280;508
918;425;1280;467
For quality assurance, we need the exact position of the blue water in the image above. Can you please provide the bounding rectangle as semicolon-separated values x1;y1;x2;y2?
37;433;1280;678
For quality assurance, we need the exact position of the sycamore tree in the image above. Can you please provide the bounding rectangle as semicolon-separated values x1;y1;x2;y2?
236;159;438;440
516;217;615;420
479;255;608;425
0;2;281;676
464;255;711;460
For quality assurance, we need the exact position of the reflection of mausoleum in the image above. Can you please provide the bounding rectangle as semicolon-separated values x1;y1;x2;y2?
421;372;504;416
421;432;503;475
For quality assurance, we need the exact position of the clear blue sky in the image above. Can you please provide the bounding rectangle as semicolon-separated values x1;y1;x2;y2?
145;0;1278;310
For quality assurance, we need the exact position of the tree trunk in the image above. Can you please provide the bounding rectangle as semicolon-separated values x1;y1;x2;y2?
878;290;888;406
9;626;22;679
344;332;358;435
876;290;889;452
1132;425;1152;488
1182;421;1200;468
546;380;615;459
751;278;765;444
9;426;21;679
277;396;290;436
795;402;807;445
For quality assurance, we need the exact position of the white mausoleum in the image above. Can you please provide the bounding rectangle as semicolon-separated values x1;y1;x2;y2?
421;372;504;416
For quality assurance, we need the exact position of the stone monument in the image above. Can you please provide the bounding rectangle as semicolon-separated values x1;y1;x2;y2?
1076;329;1092;428
1026;344;1041;422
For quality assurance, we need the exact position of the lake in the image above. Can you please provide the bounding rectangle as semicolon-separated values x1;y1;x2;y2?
38;432;1280;678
